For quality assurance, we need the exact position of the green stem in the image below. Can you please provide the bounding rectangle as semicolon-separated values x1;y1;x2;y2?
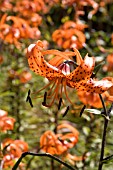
12;152;77;170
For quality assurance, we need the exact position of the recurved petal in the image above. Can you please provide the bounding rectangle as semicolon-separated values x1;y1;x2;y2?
68;54;95;81
44;50;74;67
77;78;113;94
27;41;64;79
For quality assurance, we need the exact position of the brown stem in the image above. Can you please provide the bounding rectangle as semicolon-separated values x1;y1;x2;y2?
98;118;109;170
12;152;76;170
98;94;109;170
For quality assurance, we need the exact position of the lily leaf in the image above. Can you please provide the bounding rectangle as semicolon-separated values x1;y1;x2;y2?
94;61;105;75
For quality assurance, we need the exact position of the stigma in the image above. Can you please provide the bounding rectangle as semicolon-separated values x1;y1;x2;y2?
58;62;70;76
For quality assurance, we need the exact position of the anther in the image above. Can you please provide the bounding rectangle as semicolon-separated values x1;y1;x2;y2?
58;98;62;110
26;89;33;107
80;105;86;117
42;92;47;106
62;106;70;117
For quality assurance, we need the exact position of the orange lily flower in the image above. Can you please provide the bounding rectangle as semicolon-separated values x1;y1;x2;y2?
61;0;98;20
64;153;83;165
103;77;113;102
99;0;113;7
2;138;28;168
52;21;87;49
27;40;113;107
14;0;59;17
77;91;110;108
0;14;41;48
14;0;48;15
40;123;79;155
0;0;13;12
19;70;32;83
103;54;113;72
0;109;15;132
6;16;41;39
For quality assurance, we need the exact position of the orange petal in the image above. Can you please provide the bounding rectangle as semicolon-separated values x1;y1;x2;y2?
0;14;7;25
77;79;113;93
27;41;65;79
68;54;95;82
107;96;113;102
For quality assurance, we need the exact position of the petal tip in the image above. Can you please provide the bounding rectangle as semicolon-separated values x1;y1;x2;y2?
27;44;36;53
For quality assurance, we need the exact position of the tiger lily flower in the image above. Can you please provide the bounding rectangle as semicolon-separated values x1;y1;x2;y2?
0;109;15;132
2;138;28;168
0;14;41;48
40;123;79;155
27;40;113;107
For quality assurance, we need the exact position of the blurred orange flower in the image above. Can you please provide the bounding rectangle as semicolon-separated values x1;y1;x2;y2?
61;0;98;20
0;14;41;48
103;54;113;72
64;153;83;165
40;123;79;155
52;21;87;49
19;70;32;83
99;0;113;7
8;69;32;83
77;91;110;108
14;0;59;18
14;0;48;15
27;40;113;107
0;55;3;64
0;109;15;132
0;0;13;12
2;138;28;168
103;77;113;102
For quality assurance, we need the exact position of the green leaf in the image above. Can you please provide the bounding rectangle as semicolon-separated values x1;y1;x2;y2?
94;61;105;75
0;91;15;97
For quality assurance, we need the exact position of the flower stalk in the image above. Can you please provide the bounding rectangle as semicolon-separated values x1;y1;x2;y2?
98;117;109;170
12;152;77;170
98;95;113;170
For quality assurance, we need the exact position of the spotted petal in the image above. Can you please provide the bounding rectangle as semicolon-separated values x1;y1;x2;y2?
68;52;95;81
83;79;113;93
27;41;65;79
75;79;113;94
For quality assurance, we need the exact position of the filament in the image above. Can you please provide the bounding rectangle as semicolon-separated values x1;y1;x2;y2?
44;79;61;107
32;80;53;95
63;79;73;105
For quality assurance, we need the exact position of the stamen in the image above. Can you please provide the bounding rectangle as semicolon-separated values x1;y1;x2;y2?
42;79;61;107
32;81;53;95
58;98;62;110
26;89;33;107
62;106;70;117
80;105;86;117
47;79;57;97
63;79;73;105
59;82;65;106
42;92;47;106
